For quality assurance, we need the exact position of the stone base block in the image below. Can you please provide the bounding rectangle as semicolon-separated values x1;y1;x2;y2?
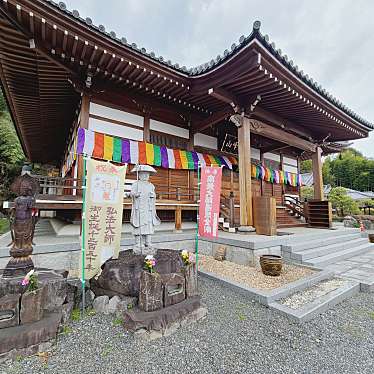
0;311;61;362
131;304;207;341
123;296;206;341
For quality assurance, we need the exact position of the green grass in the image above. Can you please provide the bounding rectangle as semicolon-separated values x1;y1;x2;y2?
60;325;73;335
112;317;123;326
0;217;9;235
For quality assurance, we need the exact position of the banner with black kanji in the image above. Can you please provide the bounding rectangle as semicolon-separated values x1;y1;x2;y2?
83;158;126;279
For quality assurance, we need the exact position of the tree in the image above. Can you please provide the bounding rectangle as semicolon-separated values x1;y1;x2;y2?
300;160;312;173
0;90;25;202
300;186;314;201
329;148;374;191
328;187;359;216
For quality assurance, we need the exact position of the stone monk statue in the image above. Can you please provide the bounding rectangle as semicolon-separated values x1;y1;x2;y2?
129;165;160;255
3;167;40;277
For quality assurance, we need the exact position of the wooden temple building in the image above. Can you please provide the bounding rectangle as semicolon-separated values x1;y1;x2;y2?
0;0;373;233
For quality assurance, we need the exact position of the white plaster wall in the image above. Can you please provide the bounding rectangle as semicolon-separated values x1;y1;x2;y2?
251;147;260;160
150;119;189;139
194;133;218;150
88;117;143;141
90;102;144;128
283;156;298;166
263;152;281;162
283;164;298;173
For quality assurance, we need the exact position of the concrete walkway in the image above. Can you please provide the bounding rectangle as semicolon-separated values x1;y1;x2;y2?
325;251;374;290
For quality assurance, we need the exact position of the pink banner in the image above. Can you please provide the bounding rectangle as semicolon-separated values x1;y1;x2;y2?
198;166;222;239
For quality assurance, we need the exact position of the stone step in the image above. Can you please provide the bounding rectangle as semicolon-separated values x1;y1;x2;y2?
304;243;374;268
283;228;360;245
283;232;362;253
277;223;308;229
269;280;360;323
291;237;369;261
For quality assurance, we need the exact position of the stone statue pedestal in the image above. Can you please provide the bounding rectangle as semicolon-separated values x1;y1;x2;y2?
0;269;78;362
90;248;206;340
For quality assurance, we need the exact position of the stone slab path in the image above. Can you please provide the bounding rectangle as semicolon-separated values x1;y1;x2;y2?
324;250;374;289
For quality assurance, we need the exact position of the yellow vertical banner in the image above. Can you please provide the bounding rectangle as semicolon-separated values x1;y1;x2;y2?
83;158;127;279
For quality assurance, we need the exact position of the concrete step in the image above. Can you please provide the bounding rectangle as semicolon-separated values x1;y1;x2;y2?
277;223;308;229
291;237;369;261
284;233;363;253
304;243;374;268
283;228;360;245
269;280;360;323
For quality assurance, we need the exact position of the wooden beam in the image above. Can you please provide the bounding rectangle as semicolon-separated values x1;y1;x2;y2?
253;106;313;139
208;87;239;110
248;118;317;152
312;147;324;200
192;109;232;133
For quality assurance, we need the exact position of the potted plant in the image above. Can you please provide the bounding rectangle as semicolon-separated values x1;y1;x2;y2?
181;250;198;297
20;269;45;324
138;255;163;312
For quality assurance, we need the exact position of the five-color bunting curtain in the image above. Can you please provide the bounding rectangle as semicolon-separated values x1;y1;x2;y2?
66;128;302;187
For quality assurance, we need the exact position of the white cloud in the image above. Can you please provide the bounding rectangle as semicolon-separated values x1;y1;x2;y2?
64;0;374;157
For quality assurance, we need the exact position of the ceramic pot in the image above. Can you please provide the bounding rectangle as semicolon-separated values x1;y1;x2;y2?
368;233;374;243
260;255;283;276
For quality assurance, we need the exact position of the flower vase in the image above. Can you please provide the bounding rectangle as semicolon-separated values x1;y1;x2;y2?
138;271;163;312
20;286;45;324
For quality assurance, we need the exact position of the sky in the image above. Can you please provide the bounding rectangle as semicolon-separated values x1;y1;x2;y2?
64;0;374;158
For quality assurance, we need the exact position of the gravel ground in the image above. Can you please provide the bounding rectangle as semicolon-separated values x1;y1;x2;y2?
281;278;347;309
2;276;374;374
199;255;315;290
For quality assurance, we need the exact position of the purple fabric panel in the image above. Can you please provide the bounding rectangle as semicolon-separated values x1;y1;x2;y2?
122;139;130;163
76;128;85;155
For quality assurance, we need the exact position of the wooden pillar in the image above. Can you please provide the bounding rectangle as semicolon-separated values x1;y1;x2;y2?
77;94;90;196
260;151;265;197
296;156;301;199
175;205;182;231
279;153;285;204
312;146;324;200
143;115;150;142
237;116;254;229
187;129;194;201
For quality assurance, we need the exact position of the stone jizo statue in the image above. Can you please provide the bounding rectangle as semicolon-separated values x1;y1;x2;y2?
4;168;40;277
129;165;160;255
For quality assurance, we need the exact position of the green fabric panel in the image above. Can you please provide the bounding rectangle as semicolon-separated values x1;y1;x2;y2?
186;151;194;169
153;145;161;166
113;137;122;162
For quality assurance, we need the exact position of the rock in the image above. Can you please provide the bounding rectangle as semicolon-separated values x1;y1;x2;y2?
20;287;46;324
61;302;74;325
138;271;163;312
107;296;121;314
161;273;185;307
116;297;137;315
79;289;94;310
183;263;198;298
343;216;358;228
92;254;144;297
91;249;184;298
0;294;20;329
92;295;109;314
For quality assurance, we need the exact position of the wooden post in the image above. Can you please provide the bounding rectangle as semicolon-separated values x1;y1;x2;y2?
279;153;285;204
237;116;254;230
312;146;324;200
77;94;90;196
175;205;182;231
143;115;150;142
260;151;265;197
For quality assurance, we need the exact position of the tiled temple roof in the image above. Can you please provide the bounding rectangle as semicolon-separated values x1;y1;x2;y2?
42;1;373;130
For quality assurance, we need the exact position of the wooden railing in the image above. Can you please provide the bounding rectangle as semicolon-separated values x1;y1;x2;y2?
284;195;307;219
